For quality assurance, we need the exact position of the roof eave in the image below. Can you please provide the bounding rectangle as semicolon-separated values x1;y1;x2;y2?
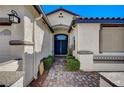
46;8;79;16
75;19;124;24
68;20;76;33
33;5;54;33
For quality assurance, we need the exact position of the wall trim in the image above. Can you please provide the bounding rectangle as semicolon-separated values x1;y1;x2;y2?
9;40;34;46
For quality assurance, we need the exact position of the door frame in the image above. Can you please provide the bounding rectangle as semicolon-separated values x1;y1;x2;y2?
54;34;68;55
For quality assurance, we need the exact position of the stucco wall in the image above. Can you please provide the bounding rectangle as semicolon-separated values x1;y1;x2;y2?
69;26;78;58
0;26;11;61
47;10;74;27
75;23;124;71
22;6;53;86
77;23;100;54
0;6;25;60
0;6;53;86
70;23;100;59
0;6;35;86
34;20;53;80
40;27;53;58
69;29;74;49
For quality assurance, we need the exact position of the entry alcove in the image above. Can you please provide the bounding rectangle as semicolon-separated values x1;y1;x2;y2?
54;34;68;55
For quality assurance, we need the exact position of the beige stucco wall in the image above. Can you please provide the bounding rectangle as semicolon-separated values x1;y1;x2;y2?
0;6;35;86
77;23;100;54
22;6;53;86
69;26;78;58
47;10;74;27
0;6;25;60
0;26;11;61
69;29;74;49
75;23;99;70
34;19;53;81
0;6;53;86
69;23;100;59
73;23;124;71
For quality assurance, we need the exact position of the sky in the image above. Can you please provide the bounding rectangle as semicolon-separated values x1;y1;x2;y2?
42;5;124;18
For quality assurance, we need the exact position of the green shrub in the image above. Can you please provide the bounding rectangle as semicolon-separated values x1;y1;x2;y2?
67;58;80;71
66;55;75;59
48;55;54;62
43;55;54;70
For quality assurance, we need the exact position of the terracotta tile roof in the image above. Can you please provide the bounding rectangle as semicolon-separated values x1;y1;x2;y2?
68;17;124;33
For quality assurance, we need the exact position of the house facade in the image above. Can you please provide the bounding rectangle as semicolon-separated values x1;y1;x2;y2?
0;5;124;87
69;18;124;71
0;5;53;86
47;8;124;71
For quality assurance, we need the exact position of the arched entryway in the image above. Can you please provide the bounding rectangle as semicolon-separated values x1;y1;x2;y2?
54;34;68;55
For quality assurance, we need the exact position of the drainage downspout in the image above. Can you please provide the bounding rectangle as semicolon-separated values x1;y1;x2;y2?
33;14;43;79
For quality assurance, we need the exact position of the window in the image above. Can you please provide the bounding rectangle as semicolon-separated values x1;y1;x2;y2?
100;28;124;52
55;35;67;40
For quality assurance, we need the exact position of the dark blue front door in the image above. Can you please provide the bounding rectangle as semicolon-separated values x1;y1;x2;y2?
54;34;68;55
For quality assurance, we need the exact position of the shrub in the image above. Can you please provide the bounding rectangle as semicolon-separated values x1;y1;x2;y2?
48;55;54;62
43;55;54;70
66;55;75;59
67;58;80;71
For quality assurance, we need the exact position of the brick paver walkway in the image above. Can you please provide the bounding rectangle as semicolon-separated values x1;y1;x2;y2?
41;57;100;87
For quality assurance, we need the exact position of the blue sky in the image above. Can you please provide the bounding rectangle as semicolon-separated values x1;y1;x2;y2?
42;5;124;17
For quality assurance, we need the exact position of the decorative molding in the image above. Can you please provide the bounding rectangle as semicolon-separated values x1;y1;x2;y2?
93;55;124;63
52;24;69;30
94;60;124;64
0;18;11;26
9;40;34;46
52;24;69;28
77;51;93;54
101;24;124;27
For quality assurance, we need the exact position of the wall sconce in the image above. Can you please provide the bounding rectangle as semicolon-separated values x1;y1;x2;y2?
8;10;20;23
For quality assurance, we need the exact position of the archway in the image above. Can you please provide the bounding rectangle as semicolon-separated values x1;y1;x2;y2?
54;34;68;55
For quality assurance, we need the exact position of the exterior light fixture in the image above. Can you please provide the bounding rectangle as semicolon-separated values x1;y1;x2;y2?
8;10;20;23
